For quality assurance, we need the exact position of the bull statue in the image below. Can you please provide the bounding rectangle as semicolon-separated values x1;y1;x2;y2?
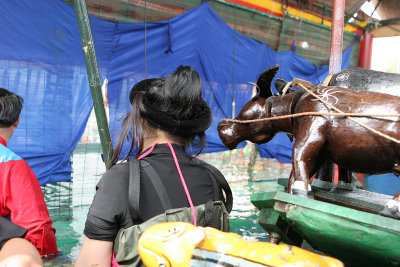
275;67;400;190
218;65;400;219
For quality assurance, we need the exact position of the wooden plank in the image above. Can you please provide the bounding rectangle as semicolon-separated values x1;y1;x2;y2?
251;189;400;267
277;178;392;213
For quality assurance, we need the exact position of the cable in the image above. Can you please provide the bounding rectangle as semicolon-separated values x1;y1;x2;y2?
144;0;147;78
232;0;237;119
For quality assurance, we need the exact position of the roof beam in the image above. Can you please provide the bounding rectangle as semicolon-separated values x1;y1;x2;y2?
347;0;366;16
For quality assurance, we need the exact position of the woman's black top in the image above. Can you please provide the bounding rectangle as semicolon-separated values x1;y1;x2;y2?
84;143;226;241
0;217;27;249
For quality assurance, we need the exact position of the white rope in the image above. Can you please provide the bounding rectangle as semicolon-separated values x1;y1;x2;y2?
298;83;400;144
225;80;400;144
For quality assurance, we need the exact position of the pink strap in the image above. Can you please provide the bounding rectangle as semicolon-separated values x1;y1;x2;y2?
138;143;197;226
111;251;120;267
138;143;159;160
166;143;197;226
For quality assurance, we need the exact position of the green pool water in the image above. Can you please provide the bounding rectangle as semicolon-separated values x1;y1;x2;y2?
42;144;290;266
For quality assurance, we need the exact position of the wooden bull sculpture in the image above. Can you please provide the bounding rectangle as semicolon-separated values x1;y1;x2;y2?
275;67;400;190
218;65;400;219
329;67;400;97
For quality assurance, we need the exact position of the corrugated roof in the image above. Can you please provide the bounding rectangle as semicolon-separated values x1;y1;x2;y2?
315;0;399;20
310;0;400;36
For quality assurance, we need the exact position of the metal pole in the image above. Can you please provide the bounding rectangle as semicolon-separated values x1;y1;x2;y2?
73;0;113;167
329;0;346;74
322;0;346;184
232;0;237;119
358;33;374;69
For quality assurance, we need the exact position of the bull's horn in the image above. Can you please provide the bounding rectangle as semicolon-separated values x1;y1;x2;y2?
275;78;296;95
256;64;279;98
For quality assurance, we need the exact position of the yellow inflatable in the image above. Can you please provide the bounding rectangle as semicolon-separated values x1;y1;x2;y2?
138;222;343;267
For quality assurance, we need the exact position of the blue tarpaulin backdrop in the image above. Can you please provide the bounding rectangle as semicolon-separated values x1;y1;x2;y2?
0;0;353;184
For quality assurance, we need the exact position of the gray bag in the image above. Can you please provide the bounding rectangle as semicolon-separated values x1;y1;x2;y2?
113;158;231;267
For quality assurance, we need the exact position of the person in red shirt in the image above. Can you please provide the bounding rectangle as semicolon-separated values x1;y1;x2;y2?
0;88;58;258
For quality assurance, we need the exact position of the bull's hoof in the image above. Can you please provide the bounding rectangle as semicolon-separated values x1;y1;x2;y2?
379;200;400;220
291;181;314;199
335;181;354;191
311;179;333;190
292;189;314;199
379;207;400;219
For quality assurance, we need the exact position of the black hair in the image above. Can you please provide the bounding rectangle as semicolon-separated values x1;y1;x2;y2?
0;88;23;128
129;78;159;104
108;66;209;169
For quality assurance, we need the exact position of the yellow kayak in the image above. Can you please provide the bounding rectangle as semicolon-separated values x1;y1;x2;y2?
138;222;343;267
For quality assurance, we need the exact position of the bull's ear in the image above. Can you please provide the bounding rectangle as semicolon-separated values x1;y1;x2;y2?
275;78;295;95
256;64;279;98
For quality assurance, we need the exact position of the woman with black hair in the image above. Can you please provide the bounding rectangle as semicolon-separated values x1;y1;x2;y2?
75;66;232;267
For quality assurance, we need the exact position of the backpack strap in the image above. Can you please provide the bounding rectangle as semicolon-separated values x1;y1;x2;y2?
128;157;141;223
209;172;220;201
192;158;233;213
203;173;221;227
128;156;231;227
140;159;173;210
204;200;214;227
127;157;174;223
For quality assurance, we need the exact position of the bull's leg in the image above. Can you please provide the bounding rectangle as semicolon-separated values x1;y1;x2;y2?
336;167;354;191
286;169;294;194
311;161;334;190
379;165;400;219
291;134;326;198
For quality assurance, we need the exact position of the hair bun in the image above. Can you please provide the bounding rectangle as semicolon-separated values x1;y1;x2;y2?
141;66;212;134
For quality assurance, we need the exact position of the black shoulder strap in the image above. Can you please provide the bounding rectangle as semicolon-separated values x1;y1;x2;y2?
140;159;172;210
128;157;141;222
192;158;233;213
204;200;214;227
127;158;173;222
209;172;220;201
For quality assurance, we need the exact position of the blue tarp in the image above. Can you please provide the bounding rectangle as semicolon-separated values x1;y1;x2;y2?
0;0;353;184
364;174;400;196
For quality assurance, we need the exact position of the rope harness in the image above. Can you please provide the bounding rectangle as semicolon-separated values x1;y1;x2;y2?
225;78;400;144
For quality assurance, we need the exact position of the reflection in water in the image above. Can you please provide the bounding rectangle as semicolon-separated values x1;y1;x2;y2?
41;144;290;266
